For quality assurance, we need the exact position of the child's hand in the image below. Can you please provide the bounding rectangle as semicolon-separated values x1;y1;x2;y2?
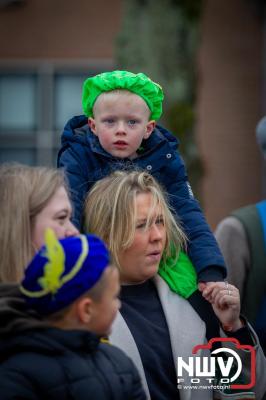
198;281;243;332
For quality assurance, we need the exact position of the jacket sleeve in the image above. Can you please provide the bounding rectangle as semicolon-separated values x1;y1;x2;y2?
215;217;250;297
58;145;92;230
161;151;226;277
101;343;147;400
220;323;266;400
128;358;147;400
247;324;266;400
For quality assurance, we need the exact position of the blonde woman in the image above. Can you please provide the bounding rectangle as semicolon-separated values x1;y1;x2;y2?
84;170;266;400
0;163;78;283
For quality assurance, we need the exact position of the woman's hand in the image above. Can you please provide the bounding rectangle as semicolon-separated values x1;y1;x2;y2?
198;281;243;332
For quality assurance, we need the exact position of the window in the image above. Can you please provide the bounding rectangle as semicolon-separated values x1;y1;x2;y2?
54;75;85;130
0;75;36;131
0;62;113;166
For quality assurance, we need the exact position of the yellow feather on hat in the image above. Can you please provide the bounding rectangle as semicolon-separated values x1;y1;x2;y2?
38;228;65;294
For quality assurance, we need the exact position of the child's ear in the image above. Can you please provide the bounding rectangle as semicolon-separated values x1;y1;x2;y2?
88;117;97;136
76;297;93;324
144;120;156;139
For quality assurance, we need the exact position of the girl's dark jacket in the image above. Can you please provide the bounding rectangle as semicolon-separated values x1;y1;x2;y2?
58;116;226;280
0;284;146;400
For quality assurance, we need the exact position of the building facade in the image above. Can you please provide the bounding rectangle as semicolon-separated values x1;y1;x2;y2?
0;0;265;228
0;0;121;166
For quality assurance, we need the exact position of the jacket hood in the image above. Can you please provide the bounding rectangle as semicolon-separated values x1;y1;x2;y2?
0;327;100;363
0;283;46;339
61;114;179;150
0;284;100;361
61;115;89;146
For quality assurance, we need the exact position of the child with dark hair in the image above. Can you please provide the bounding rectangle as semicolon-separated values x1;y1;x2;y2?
0;229;145;400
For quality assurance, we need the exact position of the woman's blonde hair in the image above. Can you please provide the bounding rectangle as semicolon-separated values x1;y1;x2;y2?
0;163;67;283
83;170;187;269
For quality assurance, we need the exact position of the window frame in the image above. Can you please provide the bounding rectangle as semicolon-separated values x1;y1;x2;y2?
0;59;113;166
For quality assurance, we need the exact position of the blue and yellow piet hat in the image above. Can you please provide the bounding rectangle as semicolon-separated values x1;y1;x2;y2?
20;229;110;315
82;70;164;120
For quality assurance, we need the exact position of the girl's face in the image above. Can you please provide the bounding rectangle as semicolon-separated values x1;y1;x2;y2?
31;186;79;251
118;192;166;284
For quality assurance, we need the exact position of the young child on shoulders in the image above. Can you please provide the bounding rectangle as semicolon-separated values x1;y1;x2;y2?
0;229;145;400
57;70;226;290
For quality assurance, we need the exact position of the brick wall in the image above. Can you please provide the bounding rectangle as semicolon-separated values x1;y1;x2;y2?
0;0;122;59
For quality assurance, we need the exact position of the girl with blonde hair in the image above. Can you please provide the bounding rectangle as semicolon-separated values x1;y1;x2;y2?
0;163;78;283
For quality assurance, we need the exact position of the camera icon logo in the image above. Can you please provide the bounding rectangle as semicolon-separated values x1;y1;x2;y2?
177;337;256;390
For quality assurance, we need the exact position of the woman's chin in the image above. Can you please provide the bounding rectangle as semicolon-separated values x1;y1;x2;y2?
142;263;160;280
120;262;160;283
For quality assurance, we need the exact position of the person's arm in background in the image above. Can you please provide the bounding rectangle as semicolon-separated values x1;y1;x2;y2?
214;216;250;297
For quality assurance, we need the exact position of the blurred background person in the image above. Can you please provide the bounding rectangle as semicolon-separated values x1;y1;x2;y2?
215;116;266;355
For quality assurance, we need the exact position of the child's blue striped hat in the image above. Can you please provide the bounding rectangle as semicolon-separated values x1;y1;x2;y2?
20;229;110;315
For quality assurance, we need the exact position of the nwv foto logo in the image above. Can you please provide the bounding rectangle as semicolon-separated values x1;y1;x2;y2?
177;337;256;389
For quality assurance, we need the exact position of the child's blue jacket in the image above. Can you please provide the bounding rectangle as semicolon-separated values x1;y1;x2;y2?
58;115;226;278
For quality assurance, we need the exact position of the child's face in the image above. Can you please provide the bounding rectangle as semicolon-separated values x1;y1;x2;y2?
88;91;155;159
89;267;121;336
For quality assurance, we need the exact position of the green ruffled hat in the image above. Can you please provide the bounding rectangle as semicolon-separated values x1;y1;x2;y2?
82;70;164;120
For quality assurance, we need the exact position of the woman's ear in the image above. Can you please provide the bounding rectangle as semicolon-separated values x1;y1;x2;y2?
144;120;156;139
76;297;92;324
88;118;97;135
